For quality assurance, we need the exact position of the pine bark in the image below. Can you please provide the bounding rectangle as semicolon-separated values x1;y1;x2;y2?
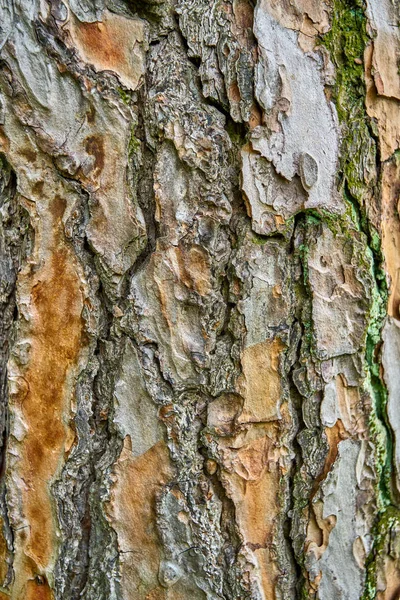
0;0;399;598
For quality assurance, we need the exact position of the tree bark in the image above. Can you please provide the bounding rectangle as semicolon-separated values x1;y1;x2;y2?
0;0;399;598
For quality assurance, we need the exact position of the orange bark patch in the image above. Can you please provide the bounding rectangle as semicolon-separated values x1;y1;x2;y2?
75;22;125;70
25;577;53;600
66;11;146;91
238;338;285;423
107;439;173;599
9;193;85;598
365;44;400;161
221;439;282;600
228;83;241;103
167;245;211;297
215;337;291;598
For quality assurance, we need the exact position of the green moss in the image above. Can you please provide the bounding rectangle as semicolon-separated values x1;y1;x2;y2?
251;233;270;245
303;207;344;236
322;0;366;116
117;87;132;105
321;0;376;205
128;126;141;159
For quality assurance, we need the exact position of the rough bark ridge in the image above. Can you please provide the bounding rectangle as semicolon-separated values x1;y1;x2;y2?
0;0;399;599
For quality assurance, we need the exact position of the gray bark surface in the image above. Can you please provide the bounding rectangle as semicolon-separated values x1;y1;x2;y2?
0;0;399;599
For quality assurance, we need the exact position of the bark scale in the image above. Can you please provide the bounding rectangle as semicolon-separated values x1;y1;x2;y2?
0;0;399;599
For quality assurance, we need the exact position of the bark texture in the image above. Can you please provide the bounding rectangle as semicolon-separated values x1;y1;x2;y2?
0;0;399;599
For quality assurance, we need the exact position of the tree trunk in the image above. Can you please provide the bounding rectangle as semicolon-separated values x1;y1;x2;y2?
0;0;399;598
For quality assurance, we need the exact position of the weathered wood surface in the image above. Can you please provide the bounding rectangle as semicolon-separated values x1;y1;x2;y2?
0;0;399;598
